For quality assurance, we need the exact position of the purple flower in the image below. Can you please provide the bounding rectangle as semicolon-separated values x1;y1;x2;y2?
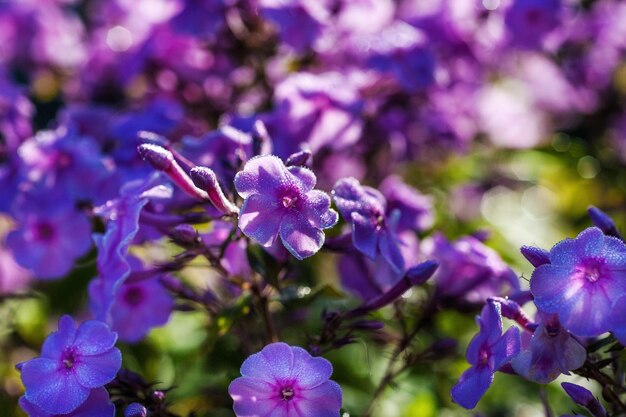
228;342;342;417
269;72;363;158
332;177;404;274
259;0;328;52
511;314;585;383
422;233;520;304
90;174;172;323
530;227;626;337
504;0;562;49
234;155;337;260
379;175;434;233
362;21;435;92
6;199;92;280
109;269;174;343
19;388;115;417
19;316;121;415
451;300;521;409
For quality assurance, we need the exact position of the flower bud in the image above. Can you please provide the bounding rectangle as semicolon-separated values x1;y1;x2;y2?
286;147;312;167
124;403;148;417
520;245;550;267
561;382;607;417
588;206;624;241
190;166;239;215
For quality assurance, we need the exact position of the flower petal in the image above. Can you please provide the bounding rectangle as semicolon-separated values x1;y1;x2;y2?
302;190;337;229
378;229;405;274
351;212;378;260
234;155;288;199
22;358;89;414
73;321;118;356
241;342;294;382
287;166;316;192
290;347;333;389
450;365;493;409
229;376;277;417
73;348;122;389
491;326;521;370
41;315;76;360
238;194;283;247
296;380;343;417
279;211;324;260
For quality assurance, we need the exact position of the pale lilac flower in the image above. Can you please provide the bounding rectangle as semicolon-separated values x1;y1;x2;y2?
530;227;626;337
229;342;342;417
234;155;337;260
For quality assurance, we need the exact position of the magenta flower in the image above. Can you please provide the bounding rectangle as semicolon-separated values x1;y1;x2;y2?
234;155;338;260
18;315;121;415
228;342;342;417
451;301;520;409
530;227;626;337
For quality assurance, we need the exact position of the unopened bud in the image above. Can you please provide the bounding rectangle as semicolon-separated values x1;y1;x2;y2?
520;245;550;267
124;403;148;417
562;382;607;417
190;166;239;215
286;147;312;167
137;143;173;171
588;206;624;241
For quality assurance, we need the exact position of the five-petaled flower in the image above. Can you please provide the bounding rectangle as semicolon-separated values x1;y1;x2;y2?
530;227;626;337
234;155;338;260
451;300;520;409
228;342;342;417
18;315;122;415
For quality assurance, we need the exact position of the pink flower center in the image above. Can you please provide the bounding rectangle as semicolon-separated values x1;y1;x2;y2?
280;387;295;401
479;348;489;366
577;260;604;283
35;222;56;242
62;349;77;370
123;286;145;306
282;196;298;208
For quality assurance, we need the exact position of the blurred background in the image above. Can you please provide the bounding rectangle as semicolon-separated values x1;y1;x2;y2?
1;0;626;416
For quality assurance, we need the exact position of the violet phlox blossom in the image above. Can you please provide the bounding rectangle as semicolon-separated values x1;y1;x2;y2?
332;177;405;274
511;313;585;384
451;300;521;409
234;155;338;260
228;342;342;417
529;227;626;337
18;315;121;415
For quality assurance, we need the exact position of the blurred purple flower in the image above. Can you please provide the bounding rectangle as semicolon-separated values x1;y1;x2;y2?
228;342;342;417
422;233;520;304
19;316;121;415
269;72;363;157
379;175;434;233
451;300;521;409
333;177;405;274
109;261;174;343
19;388;115;417
234;155;337;260
6;199;92;280
259;0;328;52
90;174;172;323
530;227;626;337
504;0;562;49
0;240;32;294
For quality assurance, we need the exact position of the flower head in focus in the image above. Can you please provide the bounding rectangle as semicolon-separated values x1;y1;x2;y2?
451;300;520;409
530;227;626;337
229;342;342;417
234;155;338;260
18;315;121;415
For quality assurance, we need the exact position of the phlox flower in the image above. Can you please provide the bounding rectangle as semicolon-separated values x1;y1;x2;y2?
530;227;626;337
18;316;121;415
234;155;338;260
229;342;342;417
451;301;520;409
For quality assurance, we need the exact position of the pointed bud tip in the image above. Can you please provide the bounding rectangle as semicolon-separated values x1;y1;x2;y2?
124;403;148;417
520;245;550;267
137;143;173;171
406;260;438;285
